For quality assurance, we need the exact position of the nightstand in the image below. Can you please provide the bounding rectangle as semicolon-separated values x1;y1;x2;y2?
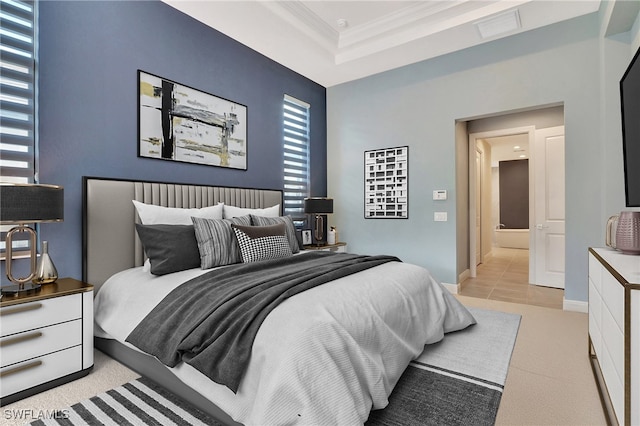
0;278;94;406
303;242;347;253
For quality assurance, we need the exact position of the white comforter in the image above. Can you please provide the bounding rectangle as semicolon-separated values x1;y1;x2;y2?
94;252;475;425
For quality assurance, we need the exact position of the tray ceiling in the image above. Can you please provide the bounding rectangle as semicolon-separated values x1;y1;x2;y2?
163;0;602;87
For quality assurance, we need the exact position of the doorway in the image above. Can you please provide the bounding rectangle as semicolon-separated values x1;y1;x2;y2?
468;124;565;289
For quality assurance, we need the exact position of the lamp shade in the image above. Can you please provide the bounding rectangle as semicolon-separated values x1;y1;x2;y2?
0;183;64;224
304;197;333;214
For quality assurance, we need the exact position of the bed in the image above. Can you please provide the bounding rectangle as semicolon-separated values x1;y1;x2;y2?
84;176;476;425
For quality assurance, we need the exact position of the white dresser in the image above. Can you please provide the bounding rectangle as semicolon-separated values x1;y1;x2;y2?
588;248;639;426
0;278;93;406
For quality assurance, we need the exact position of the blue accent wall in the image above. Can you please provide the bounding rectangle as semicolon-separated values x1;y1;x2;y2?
17;1;326;285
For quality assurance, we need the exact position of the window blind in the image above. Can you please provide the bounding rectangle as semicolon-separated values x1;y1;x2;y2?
1;0;36;255
283;95;310;222
1;0;36;184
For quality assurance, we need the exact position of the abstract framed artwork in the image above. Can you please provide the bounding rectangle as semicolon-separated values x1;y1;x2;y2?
138;70;247;170
364;146;408;218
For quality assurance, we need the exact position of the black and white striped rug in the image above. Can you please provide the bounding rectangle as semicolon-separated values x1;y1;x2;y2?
29;376;223;426
30;307;519;426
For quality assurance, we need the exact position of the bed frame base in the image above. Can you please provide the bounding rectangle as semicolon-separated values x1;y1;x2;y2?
95;338;241;426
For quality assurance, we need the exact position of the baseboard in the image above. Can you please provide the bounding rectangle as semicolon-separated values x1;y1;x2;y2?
563;298;588;313
442;282;459;294
458;269;470;284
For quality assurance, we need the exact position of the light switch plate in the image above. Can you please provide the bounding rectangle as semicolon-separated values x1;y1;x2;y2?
434;212;448;222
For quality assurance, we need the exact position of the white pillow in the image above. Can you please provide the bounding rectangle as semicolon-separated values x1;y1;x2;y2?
223;204;280;219
133;200;224;225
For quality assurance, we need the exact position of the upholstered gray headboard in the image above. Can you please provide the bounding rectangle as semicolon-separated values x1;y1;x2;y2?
83;177;283;292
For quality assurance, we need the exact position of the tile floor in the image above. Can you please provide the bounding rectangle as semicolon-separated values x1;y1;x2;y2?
460;247;564;309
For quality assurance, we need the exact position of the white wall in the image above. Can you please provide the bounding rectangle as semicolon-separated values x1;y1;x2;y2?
327;12;631;303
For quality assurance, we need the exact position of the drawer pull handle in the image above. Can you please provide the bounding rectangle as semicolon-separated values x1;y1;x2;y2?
0;332;42;347
0;360;43;378
0;303;43;316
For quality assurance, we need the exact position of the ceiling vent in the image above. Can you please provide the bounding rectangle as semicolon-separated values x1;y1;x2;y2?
475;9;521;39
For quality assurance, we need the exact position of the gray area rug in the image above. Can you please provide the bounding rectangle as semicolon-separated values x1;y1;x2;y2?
367;307;521;425
30;307;519;426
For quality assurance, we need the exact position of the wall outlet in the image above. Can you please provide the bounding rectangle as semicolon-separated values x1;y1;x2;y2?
434;212;448;222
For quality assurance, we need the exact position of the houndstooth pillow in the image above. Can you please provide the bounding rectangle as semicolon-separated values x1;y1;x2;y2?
232;223;293;263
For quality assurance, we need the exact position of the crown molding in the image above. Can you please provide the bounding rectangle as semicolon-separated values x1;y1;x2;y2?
335;0;529;64
338;0;466;49
264;0;532;65
260;1;338;54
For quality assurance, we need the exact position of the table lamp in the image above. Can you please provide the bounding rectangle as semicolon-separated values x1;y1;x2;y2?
0;183;64;294
304;197;333;245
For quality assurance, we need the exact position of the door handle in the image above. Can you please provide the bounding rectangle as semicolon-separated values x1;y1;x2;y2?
536;224;549;230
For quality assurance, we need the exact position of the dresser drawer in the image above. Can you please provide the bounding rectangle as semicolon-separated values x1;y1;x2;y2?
0;319;82;368
0;294;81;337
0;345;82;398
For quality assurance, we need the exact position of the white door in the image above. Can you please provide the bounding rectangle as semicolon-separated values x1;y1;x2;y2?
533;126;565;288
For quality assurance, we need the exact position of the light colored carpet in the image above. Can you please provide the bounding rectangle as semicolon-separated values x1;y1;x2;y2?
458;296;607;426
1;297;607;426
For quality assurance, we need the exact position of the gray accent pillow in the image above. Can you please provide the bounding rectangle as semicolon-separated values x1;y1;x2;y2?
191;215;251;269
135;224;200;275
250;215;301;253
232;223;293;263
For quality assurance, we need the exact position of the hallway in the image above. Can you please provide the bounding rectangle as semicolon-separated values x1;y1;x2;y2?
460;247;564;309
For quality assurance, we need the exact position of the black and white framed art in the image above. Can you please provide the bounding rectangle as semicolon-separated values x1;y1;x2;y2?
364;146;408;219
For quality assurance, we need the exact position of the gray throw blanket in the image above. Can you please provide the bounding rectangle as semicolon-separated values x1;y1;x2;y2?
126;251;400;393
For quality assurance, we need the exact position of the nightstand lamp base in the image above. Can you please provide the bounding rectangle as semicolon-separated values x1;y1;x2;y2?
1;282;41;295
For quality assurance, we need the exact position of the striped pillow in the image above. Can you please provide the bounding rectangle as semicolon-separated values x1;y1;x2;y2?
191;215;251;269
250;215;301;253
232;223;293;263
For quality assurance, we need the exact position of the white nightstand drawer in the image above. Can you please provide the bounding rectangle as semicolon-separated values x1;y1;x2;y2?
0;345;82;398
0;294;82;337
0;319;82;368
